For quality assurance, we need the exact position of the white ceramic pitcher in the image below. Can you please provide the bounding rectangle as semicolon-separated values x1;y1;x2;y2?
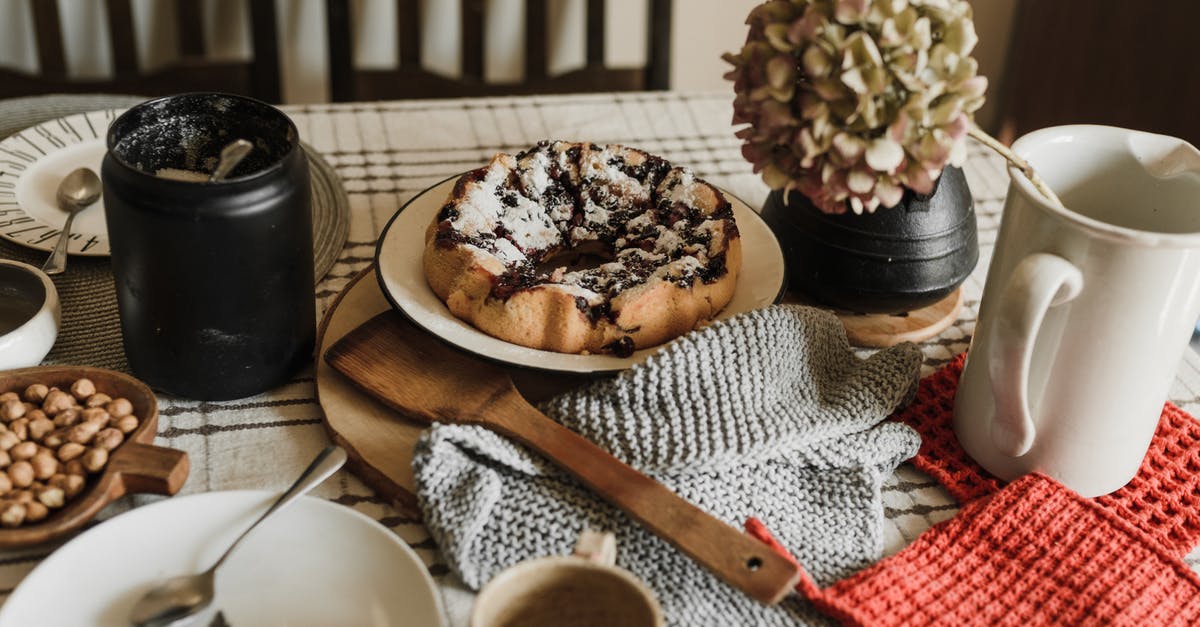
954;125;1200;497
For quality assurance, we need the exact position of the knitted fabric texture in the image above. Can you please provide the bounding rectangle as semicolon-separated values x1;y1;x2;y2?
798;473;1200;626
414;305;923;626
895;354;1200;557
756;355;1200;625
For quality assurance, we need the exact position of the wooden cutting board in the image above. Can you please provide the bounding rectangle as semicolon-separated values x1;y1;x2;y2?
314;265;588;518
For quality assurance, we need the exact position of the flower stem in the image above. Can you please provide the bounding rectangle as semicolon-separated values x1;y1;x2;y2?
967;124;1066;209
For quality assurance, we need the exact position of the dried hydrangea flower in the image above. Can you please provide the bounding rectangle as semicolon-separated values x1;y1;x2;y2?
724;0;987;214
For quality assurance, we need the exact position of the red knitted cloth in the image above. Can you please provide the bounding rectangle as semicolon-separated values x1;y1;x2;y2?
894;354;1200;557
745;355;1200;625
799;474;1200;625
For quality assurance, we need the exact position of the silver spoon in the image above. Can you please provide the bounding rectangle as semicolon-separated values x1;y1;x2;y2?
129;445;348;627
42;167;102;275
209;139;254;182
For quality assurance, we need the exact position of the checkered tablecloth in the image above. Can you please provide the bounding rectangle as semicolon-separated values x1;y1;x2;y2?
3;92;1200;625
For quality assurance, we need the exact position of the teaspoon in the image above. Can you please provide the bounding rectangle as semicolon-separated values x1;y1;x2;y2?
42;167;102;275
129;445;348;627
209;139;253;182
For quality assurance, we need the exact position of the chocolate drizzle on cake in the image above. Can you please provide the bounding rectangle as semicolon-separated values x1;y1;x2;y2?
434;141;738;355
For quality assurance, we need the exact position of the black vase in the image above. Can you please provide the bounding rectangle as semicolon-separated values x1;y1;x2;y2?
760;166;978;314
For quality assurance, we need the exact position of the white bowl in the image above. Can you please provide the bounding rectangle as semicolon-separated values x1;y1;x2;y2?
0;260;59;369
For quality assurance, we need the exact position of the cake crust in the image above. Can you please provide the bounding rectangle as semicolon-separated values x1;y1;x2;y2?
422;141;741;356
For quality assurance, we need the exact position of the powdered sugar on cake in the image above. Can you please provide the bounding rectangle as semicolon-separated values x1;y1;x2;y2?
426;140;740;356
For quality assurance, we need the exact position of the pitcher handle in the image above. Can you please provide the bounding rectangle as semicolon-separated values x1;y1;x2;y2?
988;253;1084;456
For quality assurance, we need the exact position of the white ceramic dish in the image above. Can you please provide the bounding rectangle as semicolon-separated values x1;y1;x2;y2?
0;110;120;256
375;175;786;374
0;491;447;627
0;259;60;369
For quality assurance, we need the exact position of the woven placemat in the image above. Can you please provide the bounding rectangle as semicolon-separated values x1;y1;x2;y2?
0;94;350;371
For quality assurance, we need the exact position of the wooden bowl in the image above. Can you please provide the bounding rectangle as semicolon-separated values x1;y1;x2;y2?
0;366;189;547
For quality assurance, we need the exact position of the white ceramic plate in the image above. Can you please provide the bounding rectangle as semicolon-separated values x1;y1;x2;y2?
0;110;121;256
0;491;447;627
375;175;786;374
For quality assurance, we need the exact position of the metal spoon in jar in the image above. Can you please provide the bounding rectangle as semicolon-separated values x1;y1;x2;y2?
129;445;348;627
42;167;102;275
209;139;254;182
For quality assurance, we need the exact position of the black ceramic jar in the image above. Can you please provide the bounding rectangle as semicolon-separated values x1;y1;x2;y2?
760;166;978;314
102;93;314;400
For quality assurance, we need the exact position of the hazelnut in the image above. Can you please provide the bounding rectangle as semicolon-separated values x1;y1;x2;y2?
28;417;54;441
0;473;10;494
41;390;74;416
105;398;133;419
94;428;124;451
63;474;85;498
64;459;84;476
23;384;49;403
53;409;81;428
0;431;20;451
10;489;33;504
24;408;47;423
81;407;110;425
0;399;25;422
36;486;64;509
84;393;112;408
0;392;17;403
115;415;139;434
10;441;37;461
69;379;96;401
67;420;102;445
8;461;34;488
42;430;66;448
0;450;10;469
81;448;108;473
57;442;85;462
24;501;48;523
31;452;58;481
0;502;26;528
8;417;28;440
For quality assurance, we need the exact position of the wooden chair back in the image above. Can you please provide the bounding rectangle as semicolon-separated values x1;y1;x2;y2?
0;0;281;103
326;0;671;101
995;0;1200;146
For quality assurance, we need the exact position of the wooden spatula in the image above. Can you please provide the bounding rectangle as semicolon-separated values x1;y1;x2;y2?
325;310;801;604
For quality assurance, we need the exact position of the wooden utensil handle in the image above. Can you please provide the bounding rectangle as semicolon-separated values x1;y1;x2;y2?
110;442;190;495
491;399;801;605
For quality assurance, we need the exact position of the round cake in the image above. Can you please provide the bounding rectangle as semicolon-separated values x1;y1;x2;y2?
422;141;741;356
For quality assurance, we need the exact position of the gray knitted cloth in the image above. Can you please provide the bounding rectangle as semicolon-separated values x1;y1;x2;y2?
414;305;922;626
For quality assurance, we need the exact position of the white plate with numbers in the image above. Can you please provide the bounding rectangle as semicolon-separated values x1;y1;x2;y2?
0;491;447;627
0;110;120;256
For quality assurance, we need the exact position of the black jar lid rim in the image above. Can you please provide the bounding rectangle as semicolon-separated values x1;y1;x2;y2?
105;92;299;185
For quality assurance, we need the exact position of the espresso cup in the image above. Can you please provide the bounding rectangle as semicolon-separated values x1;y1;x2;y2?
101;93;314;400
471;531;663;627
954;125;1200;497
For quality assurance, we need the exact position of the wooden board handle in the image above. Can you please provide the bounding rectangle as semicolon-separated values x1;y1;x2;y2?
492;398;801;605
110;441;190;496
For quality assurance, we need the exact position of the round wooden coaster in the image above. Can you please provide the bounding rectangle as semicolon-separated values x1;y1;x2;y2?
315;264;425;517
835;287;964;348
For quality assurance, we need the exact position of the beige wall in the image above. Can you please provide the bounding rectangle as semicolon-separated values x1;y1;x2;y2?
0;0;1015;125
